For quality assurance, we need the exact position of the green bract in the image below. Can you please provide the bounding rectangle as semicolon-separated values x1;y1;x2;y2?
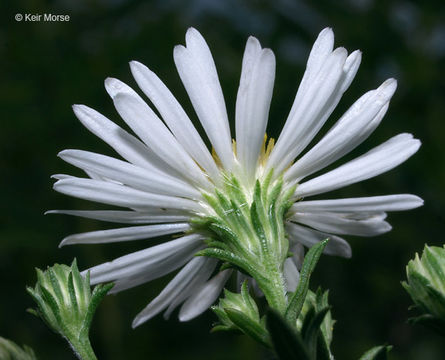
27;259;113;360
195;171;295;313
0;337;37;360
212;281;269;347
402;244;445;336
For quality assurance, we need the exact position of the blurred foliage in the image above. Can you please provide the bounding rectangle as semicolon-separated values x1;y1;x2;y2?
1;0;444;359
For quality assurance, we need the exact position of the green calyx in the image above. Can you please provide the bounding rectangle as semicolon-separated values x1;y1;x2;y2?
195;171;295;313
402;244;445;335
26;259;114;360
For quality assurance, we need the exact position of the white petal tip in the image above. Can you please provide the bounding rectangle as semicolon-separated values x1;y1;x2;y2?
413;196;424;207
246;35;261;47
379;78;398;98
333;46;348;59
185;27;202;42
132;317;144;329
178;314;192;322
104;77;123;98
58;239;68;248
72;104;88;115
129;60;148;76
319;27;334;38
345;50;362;66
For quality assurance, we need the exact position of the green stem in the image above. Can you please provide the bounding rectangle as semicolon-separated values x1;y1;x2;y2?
256;260;288;315
68;336;97;360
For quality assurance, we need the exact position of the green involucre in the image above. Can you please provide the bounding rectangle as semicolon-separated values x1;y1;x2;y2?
402;244;445;335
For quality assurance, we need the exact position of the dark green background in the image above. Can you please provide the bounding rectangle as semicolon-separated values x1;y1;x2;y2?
1;0;444;359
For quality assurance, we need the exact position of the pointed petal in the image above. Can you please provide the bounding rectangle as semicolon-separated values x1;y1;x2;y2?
297;28;335;96
45;209;190;224
285;79;397;182
109;247;201;294
72;104;174;175
129;61;220;182
235;37;275;182
163;258;218;320
179;270;232;321
290;194;423;213
266;47;348;175
290;212;391;237
53;177;202;212
132;257;214;327
174;28;233;170
59;223;190;246
295;133;421;198
59;149;201;199
286;222;352;258
105;78;211;190
85;234;204;285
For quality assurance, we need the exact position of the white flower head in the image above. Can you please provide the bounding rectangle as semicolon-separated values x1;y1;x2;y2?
51;27;422;327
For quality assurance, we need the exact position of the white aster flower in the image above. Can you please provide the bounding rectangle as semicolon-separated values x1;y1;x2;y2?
51;27;422;327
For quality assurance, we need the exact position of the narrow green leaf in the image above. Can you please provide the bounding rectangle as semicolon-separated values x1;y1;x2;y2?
240;282;258;316
225;308;270;348
302;306;331;358
285;239;329;323
81;283;114;338
358;345;392;360
266;310;311;360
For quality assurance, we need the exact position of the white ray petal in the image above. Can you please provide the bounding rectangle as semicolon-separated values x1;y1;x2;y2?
284;258;300;292
266;47;348;175
45;210;190;224
285;79;397;182
286;222;352;258
235;37;275;183
72;105;175;175
59;223;190;246
297;28;335;97
295;133;421;198
109;247;201;294
129;61;220;182
132;257;214;327
174;28;233;170
51;174;75;180
59;149;201;200
290;212;391;237
105;78;211;190
85;234;204;285
179;270;232;321
53;178;202;212
290;194;423;213
163;258;218;319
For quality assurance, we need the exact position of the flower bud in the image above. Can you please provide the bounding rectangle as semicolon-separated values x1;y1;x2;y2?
27;259;113;359
0;337;37;360
402;245;445;335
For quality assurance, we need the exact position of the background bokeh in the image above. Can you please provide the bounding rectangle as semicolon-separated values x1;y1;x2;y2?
1;0;445;359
